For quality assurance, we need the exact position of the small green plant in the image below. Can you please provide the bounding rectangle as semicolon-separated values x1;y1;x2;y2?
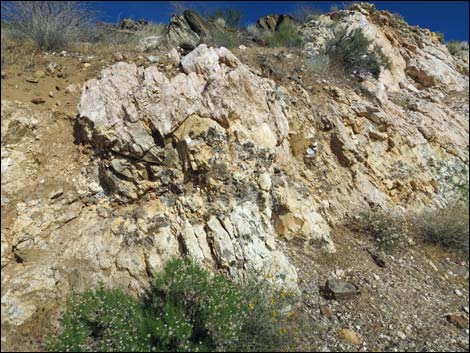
48;258;296;352
328;28;391;79
447;40;469;55
353;207;407;253
265;20;303;48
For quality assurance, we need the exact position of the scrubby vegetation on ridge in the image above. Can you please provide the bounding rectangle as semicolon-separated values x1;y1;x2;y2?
327;28;392;79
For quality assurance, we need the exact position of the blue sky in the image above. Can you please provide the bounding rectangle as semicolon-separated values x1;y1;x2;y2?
91;1;469;41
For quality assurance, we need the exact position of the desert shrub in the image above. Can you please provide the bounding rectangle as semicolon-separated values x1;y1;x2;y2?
209;28;243;48
48;258;295;352
327;28;391;79
266;21;303;48
212;8;243;29
353;207;407;253
447;40;469;55
410;202;469;255
246;23;267;42
1;1;95;51
306;53;331;74
47;285;153;352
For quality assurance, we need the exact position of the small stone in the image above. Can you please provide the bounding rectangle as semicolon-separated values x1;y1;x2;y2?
319;303;332;319
65;84;77;94
48;91;54;98
1;71;6;79
148;55;159;63
82;62;91;68
446;314;468;329
396;330;406;339
31;98;46;104
113;52;124;61
25;78;39;83
339;328;362;345
238;44;247;50
454;289;463;297
324;278;360;300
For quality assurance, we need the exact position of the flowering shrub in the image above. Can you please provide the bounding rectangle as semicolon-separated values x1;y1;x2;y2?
46;285;153;352
48;258;296;352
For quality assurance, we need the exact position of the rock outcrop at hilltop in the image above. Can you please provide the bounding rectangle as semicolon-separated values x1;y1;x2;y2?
299;2;468;92
1;3;469;351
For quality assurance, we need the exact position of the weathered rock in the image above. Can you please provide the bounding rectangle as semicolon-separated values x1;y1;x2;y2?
339;328;363;345
320;303;333;318
118;18;149;31
137;35;164;52
256;14;295;32
324;278;360;300
446;314;468;329
167;10;209;49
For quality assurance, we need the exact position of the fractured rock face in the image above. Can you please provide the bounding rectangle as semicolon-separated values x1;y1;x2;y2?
77;44;292;202
167;10;209;49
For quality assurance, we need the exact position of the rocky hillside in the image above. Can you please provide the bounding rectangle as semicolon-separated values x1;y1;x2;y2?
1;3;469;351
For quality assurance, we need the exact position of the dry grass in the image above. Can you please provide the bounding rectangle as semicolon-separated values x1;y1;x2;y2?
409;202;469;257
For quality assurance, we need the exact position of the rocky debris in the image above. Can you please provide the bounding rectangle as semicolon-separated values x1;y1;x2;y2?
324;278;360;300
256;14;295;32
446;314;468;329
137;35;164;52
339;328;363;345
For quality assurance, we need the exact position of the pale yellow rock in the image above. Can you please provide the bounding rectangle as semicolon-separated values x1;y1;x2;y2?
339;328;363;345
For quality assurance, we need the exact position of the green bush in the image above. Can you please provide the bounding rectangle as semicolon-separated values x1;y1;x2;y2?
265;21;303;48
48;258;295;352
47;285;153;352
328;28;391;79
353;207;407;253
